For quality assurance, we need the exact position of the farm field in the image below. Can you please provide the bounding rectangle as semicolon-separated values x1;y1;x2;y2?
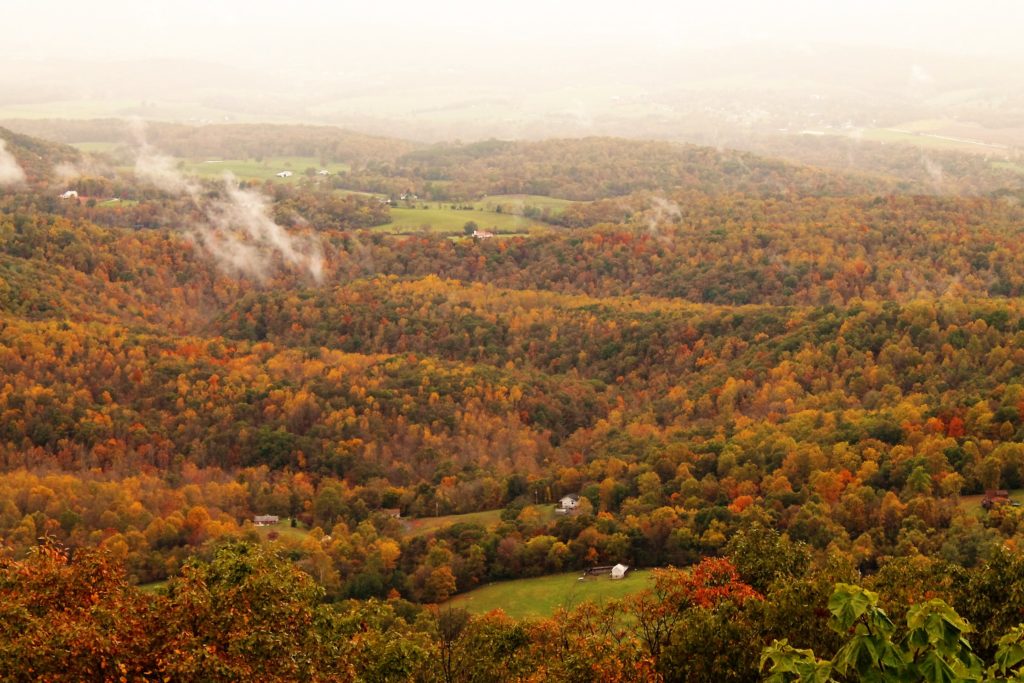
444;569;653;619
994;161;1024;175
375;204;548;235
178;156;351;181
472;194;577;215
403;505;557;537
959;489;1024;512
251;519;314;543
137;580;168;594
69;141;125;154
854;127;1014;155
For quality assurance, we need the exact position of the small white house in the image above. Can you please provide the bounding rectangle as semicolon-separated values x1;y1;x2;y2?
558;494;580;512
611;563;629;580
472;230;495;239
275;171;293;178
253;514;280;526
317;169;331;176
60;190;79;200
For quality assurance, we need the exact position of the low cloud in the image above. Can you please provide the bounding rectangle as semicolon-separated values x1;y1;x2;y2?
921;155;945;193
131;124;324;282
910;64;935;86
644;196;683;245
195;179;324;283
0;140;27;186
53;161;82;182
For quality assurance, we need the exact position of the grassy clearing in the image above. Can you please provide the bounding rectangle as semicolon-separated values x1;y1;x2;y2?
857;128;1011;155
97;198;139;208
179;157;351;182
444;569;653;619
375;204;546;235
405;509;504;535
993;161;1024;175
137;580;168;594
404;505;558;537
473;194;577;215
70;141;125;154
252;519;314;543
959;489;1024;512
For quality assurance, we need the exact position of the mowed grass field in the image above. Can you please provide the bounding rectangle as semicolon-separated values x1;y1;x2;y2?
404;505;557;537
375;204;547;235
70;141;125;154
473;194;577;215
856;128;1013;155
251;519;314;543
69;149;355;183
994;161;1024;175
959;489;1024;512
444;569;653;619
179;157;351;182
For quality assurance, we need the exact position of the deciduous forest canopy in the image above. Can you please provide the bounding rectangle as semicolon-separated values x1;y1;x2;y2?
3;1;1024;680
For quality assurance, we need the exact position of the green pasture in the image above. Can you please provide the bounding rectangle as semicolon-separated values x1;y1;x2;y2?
473;194;577;215
252;519;314;543
137;580;168;594
857;128;1010;154
97;198;139;207
404;509;505;536
444;569;652;619
959;489;1024;512
374;204;546;235
179;156;350;182
993;161;1024;175
403;505;557;537
70;141;125;154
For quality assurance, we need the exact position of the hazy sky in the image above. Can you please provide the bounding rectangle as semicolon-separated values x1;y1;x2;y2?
5;0;1023;70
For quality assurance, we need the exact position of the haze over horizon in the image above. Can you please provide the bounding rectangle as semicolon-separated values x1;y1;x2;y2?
2;1;1023;144
7;0;1024;65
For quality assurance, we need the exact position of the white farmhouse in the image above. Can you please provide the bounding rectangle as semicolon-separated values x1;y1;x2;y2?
275;171;293;178
557;494;580;513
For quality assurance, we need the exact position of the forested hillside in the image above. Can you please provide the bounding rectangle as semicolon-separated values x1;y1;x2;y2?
3;125;1024;680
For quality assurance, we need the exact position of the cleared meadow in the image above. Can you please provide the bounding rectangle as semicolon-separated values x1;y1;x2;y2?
444;569;653;619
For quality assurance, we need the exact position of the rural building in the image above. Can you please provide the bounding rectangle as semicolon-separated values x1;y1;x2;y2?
580;564;630;579
983;490;1011;509
253;514;280;526
60;190;78;199
275;171;293;178
557;494;580;513
472;230;495;239
381;508;402;519
317;169;331;176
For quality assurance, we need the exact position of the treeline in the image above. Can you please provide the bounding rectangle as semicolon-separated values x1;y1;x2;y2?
0;120;418;166
737;132;1024;196
9;530;1024;682
375;137;902;201
0;126;81;183
6;124;1024;652
324;193;1024;305
3;122;914;202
